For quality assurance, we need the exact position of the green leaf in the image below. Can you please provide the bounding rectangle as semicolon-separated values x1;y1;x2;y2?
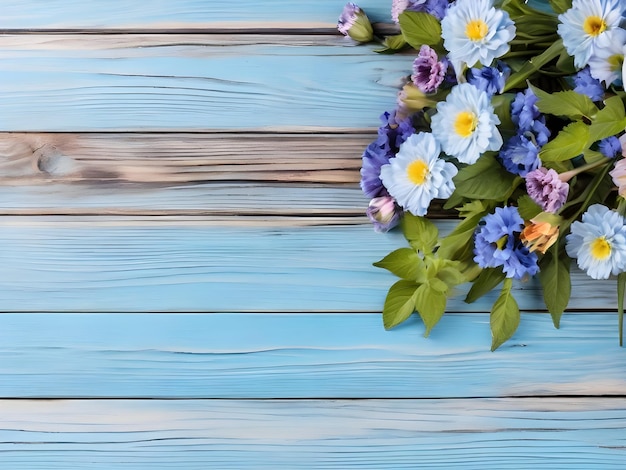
374;248;425;282
587;95;626;145
402;213;439;254
382;280;419;330
466;267;506;304
436;265;467;290
548;0;572;14
374;34;408;53
529;85;597;120
504;40;564;91
540;121;590;162
398;11;442;49
490;278;520;351
516;195;542;220
538;245;571;328
414;281;447;337
453;154;519;200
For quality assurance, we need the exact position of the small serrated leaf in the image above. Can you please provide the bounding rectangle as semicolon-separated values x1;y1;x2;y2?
490;278;520;351
587;95;626;145
382;280;419;330
402;213;439;254
398;11;442;49
373;248;424;281
516;195;542;220
453;154;519;200
540;121;590;162
530;85;597;120
414;282;447;337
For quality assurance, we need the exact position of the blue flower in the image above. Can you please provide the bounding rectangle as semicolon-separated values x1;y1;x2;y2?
431;82;502;164
466;61;510;96
566;204;626;279
498;134;541;177
392;0;451;22
573;67;605;101
473;206;539;280
557;0;624;68
511;88;550;146
360;141;391;198
379;132;457;216
598;136;622;158
440;0;516;71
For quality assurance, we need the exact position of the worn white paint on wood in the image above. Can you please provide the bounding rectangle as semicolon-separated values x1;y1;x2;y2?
0;132;370;184
0;34;412;131
0;220;620;313
0;398;624;469
0;313;623;398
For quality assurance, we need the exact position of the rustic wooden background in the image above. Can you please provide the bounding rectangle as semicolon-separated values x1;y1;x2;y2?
1;1;625;468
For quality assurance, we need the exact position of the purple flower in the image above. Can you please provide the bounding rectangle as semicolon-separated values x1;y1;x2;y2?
360;141;391;198
377;110;415;152
412;45;448;93
473;206;539;280
511;88;550;146
498;134;541;177
525;167;569;213
366;196;402;232
573;67;604;102
599;136;622;158
337;3;373;43
466;61;510;96
392;0;450;22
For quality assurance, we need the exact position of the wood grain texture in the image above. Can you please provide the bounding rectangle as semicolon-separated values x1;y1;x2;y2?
0;34;412;131
0;398;625;469
1;0;394;30
0;220;620;313
0;132;369;185
0;313;623;398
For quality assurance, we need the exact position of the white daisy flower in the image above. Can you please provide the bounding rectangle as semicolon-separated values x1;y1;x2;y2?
379;132;457;217
566;204;626;280
557;0;624;69
440;0;516;71
430;82;502;165
588;28;626;86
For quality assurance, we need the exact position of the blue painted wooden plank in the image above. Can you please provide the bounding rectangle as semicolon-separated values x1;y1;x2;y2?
0;35;411;131
1;0;394;29
0;398;624;469
0;313;623;398
0;221;618;312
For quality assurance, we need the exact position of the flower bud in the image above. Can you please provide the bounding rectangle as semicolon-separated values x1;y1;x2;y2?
520;213;561;254
337;3;374;43
367;196;401;232
397;83;437;114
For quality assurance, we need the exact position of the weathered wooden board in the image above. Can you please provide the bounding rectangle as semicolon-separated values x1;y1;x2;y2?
0;313;623;398
0;34;412;131
0;220;619;313
1;0;394;30
0;132;369;185
0;398;624;469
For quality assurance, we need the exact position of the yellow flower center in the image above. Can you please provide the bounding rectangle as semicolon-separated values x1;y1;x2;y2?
454;111;478;138
608;53;624;72
466;19;489;41
583;16;607;36
590;236;611;260
407;159;429;185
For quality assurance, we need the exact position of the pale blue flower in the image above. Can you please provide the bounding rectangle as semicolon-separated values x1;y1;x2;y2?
431;82;502;164
557;0;624;69
588;27;626;86
566;204;626;279
379;132;457;216
440;0;516;71
573;67;605;101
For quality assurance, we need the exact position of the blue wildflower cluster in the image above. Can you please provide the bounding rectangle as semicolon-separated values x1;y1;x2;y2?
339;0;626;349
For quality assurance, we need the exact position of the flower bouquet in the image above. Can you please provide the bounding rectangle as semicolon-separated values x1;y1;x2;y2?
338;0;626;350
